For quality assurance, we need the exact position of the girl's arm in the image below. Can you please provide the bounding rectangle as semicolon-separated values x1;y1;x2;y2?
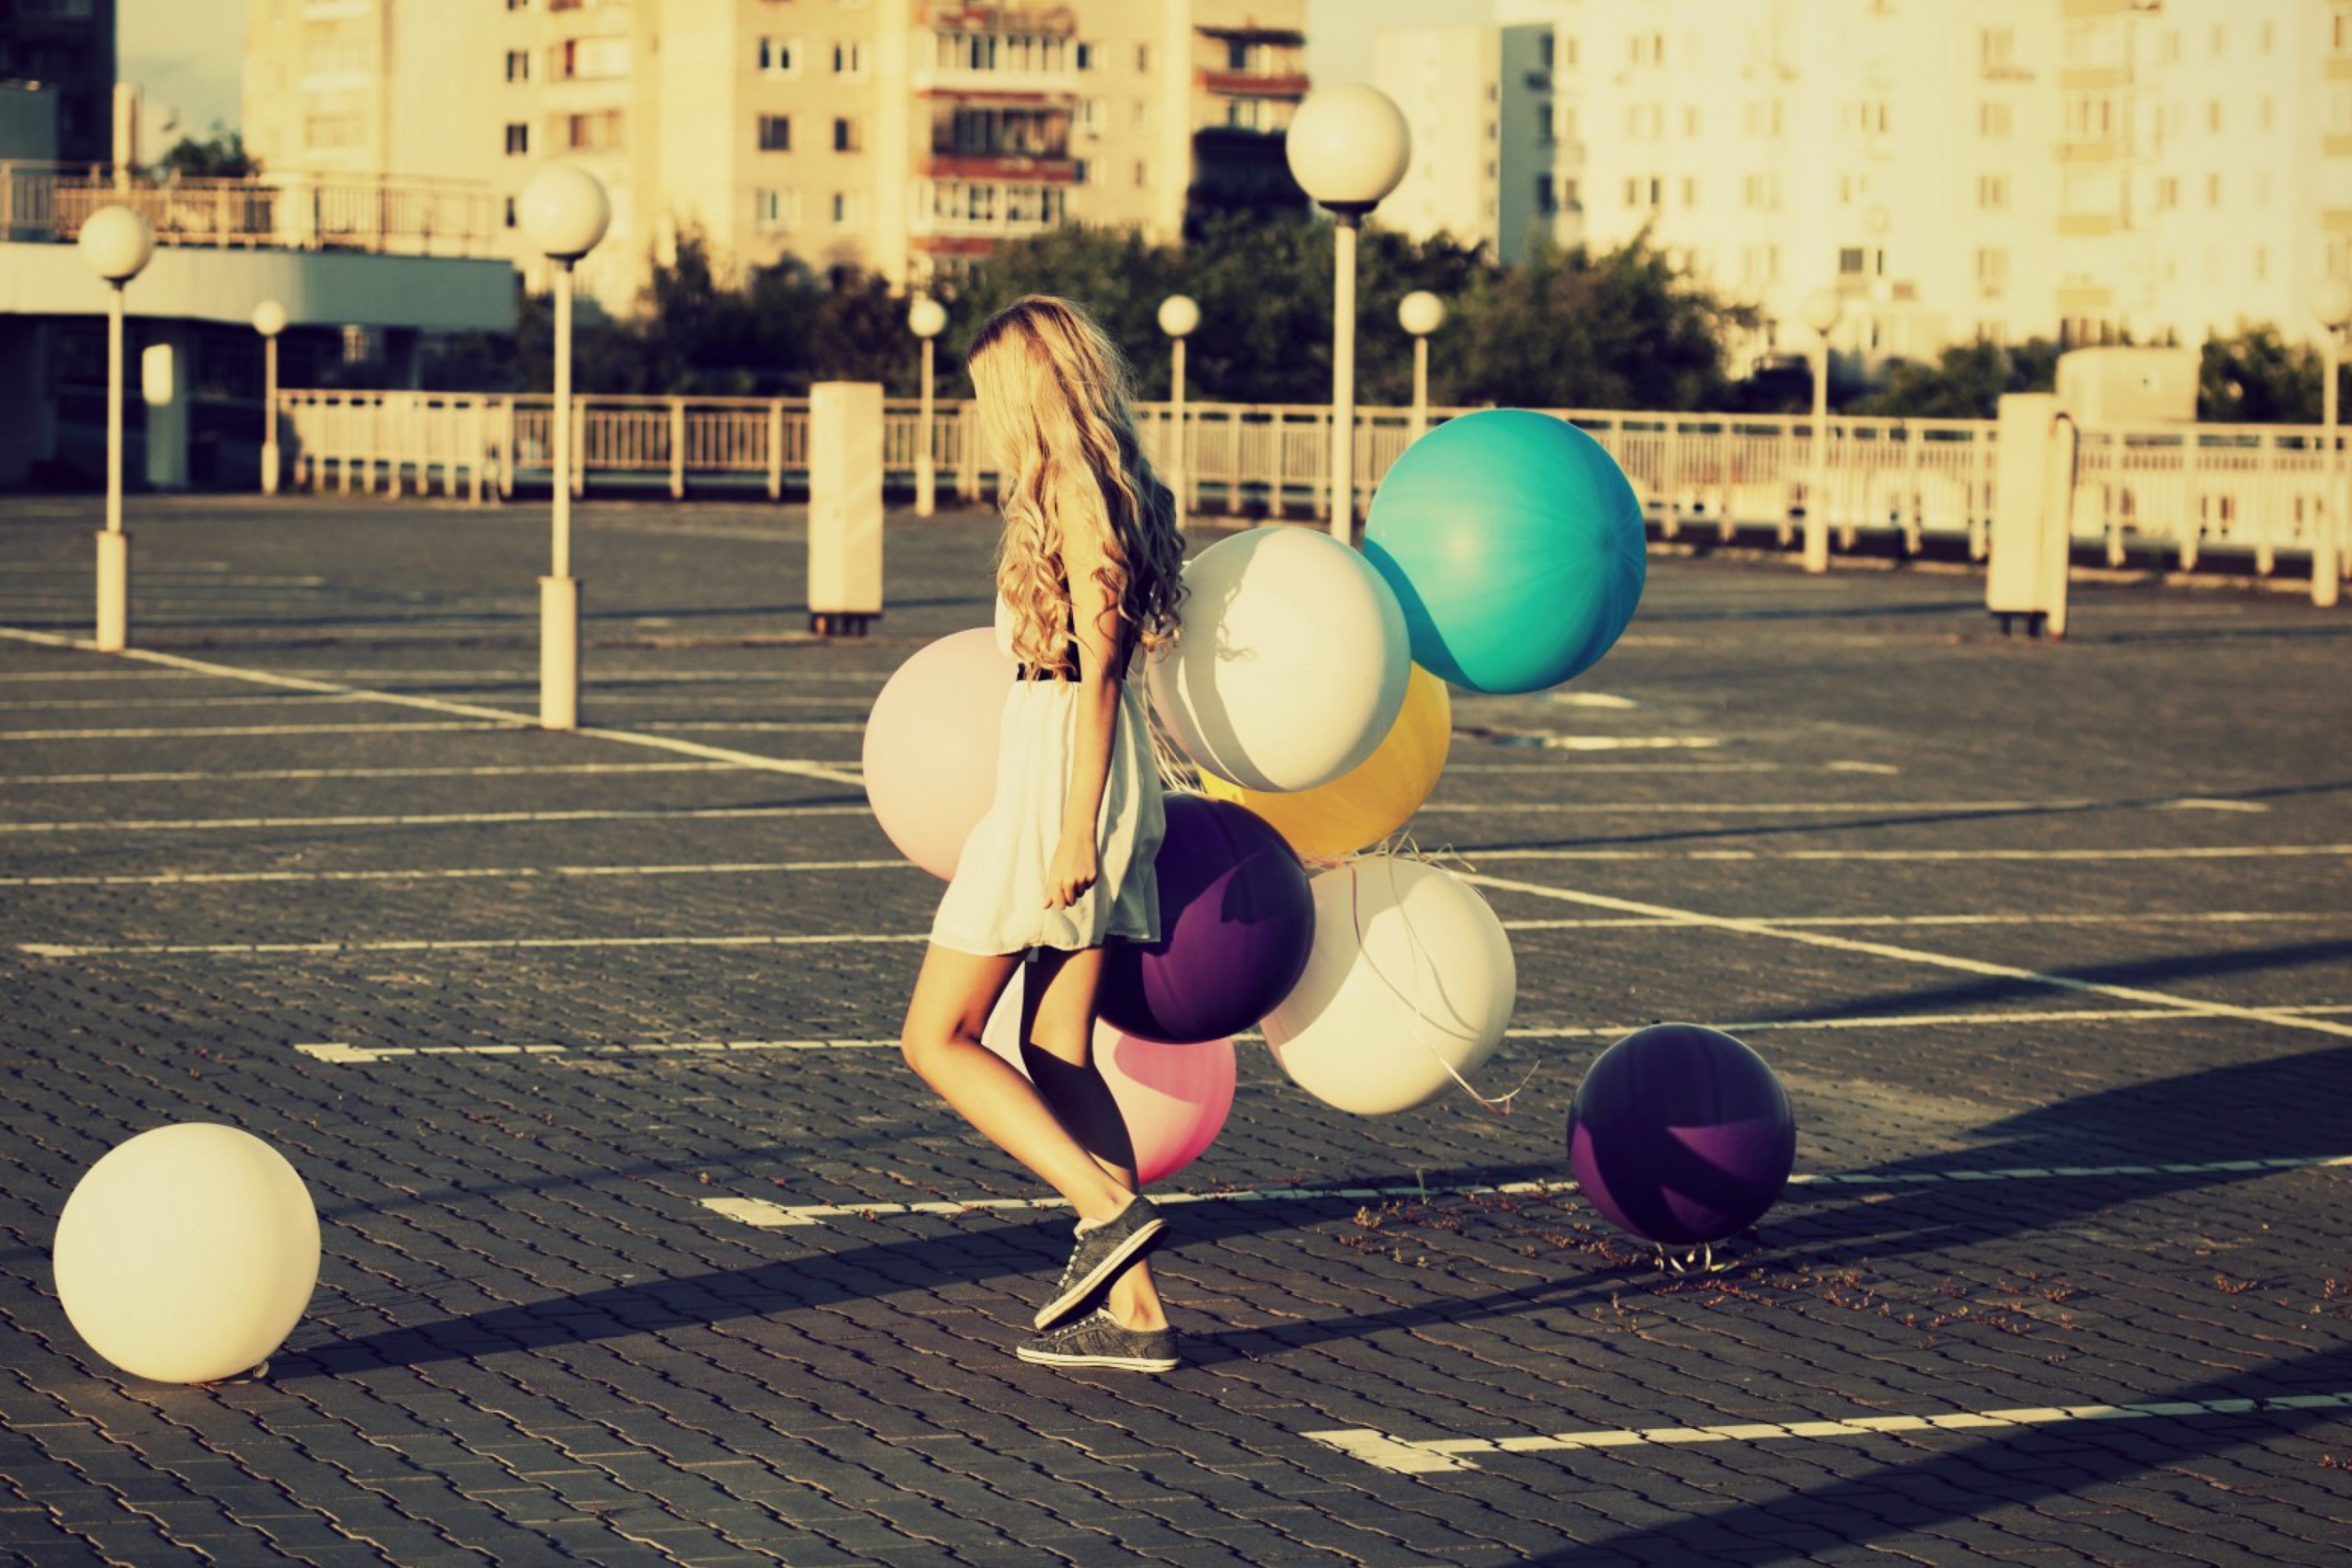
1044;479;1125;911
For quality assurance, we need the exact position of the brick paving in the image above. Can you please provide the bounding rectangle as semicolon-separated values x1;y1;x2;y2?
1;492;2348;1566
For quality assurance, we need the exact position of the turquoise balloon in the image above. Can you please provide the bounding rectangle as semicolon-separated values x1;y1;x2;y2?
1363;409;1646;695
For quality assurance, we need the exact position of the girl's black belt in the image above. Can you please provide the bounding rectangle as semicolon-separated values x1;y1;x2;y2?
1015;664;1071;682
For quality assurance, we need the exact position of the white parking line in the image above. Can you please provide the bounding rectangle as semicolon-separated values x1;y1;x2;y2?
0;691;873;713
0;762;748;787
0;858;908;889
1307;1389;2352;1473
1;720;519;741
698;1154;2352;1231
1504;1004;2352;1040
1472;844;2352;864
0;804;869;835
1498;911;2350;933
1422;799;2272;815
22;931;925;957
298;1037;898;1062
1463;872;2352;1043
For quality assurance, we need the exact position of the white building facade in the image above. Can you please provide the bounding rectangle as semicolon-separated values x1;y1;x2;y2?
1378;0;2342;369
243;0;1308;310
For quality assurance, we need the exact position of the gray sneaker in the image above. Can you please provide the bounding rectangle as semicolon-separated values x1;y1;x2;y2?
1017;1309;1180;1373
1034;1195;1165;1330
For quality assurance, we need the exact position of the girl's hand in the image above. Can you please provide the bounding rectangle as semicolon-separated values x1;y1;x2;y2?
1045;829;1099;910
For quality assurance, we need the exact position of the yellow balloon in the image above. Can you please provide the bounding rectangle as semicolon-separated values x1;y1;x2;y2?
1200;664;1451;862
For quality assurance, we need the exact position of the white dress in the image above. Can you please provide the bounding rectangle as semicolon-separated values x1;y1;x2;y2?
929;594;1166;956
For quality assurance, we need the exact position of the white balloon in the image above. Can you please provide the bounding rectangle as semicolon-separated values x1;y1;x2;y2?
1263;858;1517;1116
1149;527;1410;792
53;1125;319;1383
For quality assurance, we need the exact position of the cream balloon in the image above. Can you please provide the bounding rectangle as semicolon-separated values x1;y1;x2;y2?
53;1124;319;1383
1147;526;1410;792
1263;858;1517;1116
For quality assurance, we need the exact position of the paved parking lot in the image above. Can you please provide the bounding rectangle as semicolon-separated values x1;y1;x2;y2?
2;492;2349;1566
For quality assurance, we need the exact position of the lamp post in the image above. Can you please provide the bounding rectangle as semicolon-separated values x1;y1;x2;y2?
1800;287;1844;574
2313;278;2352;609
252;300;287;497
1398;289;1446;443
79;204;154;653
517;165;611;732
1285;84;1410;543
1157;293;1199;525
908;293;947;518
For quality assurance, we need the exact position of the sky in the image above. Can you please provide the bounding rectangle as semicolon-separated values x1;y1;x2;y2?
114;0;1490;147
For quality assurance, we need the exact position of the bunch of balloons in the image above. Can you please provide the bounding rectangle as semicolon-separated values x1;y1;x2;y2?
863;408;1650;1161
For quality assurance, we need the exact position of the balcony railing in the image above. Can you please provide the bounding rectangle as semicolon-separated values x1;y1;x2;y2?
0;163;500;258
262;392;2352;578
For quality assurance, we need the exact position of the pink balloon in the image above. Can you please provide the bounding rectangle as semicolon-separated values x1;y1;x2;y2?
982;978;1236;1185
862;627;1011;879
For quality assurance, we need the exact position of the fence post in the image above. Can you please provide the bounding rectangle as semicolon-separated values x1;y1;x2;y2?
766;399;784;500
669;399;686;500
572;396;586;499
2180;429;2200;572
470;397;487;506
2254;430;2275;577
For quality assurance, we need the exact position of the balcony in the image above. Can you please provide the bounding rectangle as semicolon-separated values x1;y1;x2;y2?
920;3;1078;37
922;152;1076;183
1200;69;1309;100
0;163;499;257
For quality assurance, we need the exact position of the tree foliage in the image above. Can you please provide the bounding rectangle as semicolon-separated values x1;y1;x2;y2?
2198;324;2322;425
157;128;257;180
1846;338;2061;419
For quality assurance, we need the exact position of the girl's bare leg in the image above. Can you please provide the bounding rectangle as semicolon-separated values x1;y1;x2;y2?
898;943;1138;1223
1022;947;1169;1332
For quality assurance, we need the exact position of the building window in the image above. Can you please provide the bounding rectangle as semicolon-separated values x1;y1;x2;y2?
507;0;528;10
755;188;799;231
505;49;530;82
834;116;861;152
2156;176;2178;210
1536;100;1553;141
1562;176;1580;212
1681;175;1698;207
2207;99;2221;132
502;195;518;228
1535;174;1556;213
2207;171;2222;206
1980;100;2011;137
565;109;623;151
1981;26;2015;76
1839;247;1866;275
505;121;530;155
554;36;629;81
1076;41;1097;71
1134;158;1148;187
759;37;799;75
833;40;866;77
1741;172;1778;209
1078;98;1104;138
1977;173;2008;210
759;114;791;152
1136;42;1150;70
1976;247;2008;295
1134;99;1152;128
1073;158;1090;185
832;190;866;229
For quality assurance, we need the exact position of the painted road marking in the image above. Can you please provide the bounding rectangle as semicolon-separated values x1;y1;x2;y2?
0;804;869;835
273;1004;2352;1062
1463;871;2352;1044
0;691;871;712
1420;798;2272;815
0;629;865;787
1498;911;2351;932
1307;1389;2352;1474
0;858;909;889
1472;843;2352;864
698;1155;2352;1230
0;762;751;787
23;931;926;957
0;720;520;741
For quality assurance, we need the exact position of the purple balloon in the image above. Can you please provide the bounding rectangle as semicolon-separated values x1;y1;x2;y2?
1099;795;1314;1045
1567;1024;1797;1247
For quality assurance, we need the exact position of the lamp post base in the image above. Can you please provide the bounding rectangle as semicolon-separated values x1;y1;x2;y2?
95;530;130;652
540;575;581;730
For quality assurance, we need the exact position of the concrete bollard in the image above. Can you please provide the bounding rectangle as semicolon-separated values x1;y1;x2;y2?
808;381;884;636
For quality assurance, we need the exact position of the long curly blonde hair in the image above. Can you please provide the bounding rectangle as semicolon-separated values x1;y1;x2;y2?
968;295;1184;676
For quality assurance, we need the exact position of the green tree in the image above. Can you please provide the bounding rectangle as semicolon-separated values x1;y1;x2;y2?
157;127;257;179
1847;336;2061;419
2199;324;2321;424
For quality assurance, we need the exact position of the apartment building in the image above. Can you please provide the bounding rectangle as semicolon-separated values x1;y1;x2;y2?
243;0;1308;309
1379;0;2338;370
0;0;116;163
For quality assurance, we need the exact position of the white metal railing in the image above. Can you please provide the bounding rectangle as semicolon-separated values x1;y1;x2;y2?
0;163;498;257
268;390;2350;574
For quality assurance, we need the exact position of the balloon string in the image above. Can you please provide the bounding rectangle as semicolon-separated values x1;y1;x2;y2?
1342;854;1539;1117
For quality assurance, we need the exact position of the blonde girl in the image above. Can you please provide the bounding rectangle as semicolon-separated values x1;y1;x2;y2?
898;296;1188;1372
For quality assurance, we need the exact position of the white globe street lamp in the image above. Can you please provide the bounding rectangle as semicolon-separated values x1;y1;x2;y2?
79;204;154;653
1398;289;1446;443
517;165;612;731
907;294;947;518
2314;278;2352;608
252;300;287;499
1158;294;1199;525
1799;287;1844;575
1286;85;1410;542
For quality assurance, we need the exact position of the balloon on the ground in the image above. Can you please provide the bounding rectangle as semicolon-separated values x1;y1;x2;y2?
863;626;1012;879
1363;408;1646;694
1199;663;1451;863
53;1124;319;1383
1148;526;1410;791
1099;794;1315;1044
983;973;1236;1185
1263;857;1516;1116
1567;1024;1797;1248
